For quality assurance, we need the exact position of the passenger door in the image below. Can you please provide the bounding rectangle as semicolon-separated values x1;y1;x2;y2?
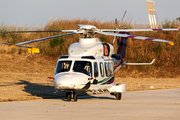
92;62;99;85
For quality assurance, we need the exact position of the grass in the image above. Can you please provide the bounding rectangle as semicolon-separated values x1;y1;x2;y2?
0;54;180;102
0;18;180;71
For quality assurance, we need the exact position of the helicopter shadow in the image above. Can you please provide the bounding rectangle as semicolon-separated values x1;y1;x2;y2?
75;94;115;100
16;80;62;99
17;80;115;100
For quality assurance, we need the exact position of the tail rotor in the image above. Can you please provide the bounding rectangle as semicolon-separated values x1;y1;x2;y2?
112;11;127;45
112;18;118;45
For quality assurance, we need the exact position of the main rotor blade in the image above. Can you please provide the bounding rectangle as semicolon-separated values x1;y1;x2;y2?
0;41;31;48
0;30;76;33
96;31;174;45
101;28;180;32
15;32;80;46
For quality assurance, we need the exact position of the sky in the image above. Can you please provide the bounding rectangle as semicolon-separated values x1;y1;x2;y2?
0;0;179;27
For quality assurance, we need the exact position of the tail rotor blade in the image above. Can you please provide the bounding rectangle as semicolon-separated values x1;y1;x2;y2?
120;10;127;28
115;18;118;29
112;18;118;45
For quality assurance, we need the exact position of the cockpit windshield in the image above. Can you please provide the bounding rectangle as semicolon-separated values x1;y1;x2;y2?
73;61;92;76
55;61;72;75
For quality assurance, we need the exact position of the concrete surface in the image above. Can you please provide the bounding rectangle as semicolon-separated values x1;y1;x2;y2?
0;88;180;120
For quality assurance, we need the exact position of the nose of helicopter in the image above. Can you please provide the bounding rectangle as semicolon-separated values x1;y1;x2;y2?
54;72;88;90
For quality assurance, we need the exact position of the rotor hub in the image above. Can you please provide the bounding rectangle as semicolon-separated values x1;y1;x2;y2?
78;25;97;38
81;28;96;38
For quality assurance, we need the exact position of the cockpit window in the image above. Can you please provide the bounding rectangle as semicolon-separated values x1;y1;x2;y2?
55;61;72;74
73;61;92;76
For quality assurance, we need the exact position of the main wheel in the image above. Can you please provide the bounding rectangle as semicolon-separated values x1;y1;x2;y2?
73;94;78;102
115;93;122;100
65;92;68;99
66;92;71;101
72;91;78;102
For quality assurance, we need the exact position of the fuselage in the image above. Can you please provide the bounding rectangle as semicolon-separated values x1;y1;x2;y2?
54;38;122;92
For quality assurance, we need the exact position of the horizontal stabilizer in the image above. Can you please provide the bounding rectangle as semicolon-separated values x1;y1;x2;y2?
122;59;156;65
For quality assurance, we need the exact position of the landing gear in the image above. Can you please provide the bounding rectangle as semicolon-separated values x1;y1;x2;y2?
115;93;121;100
110;92;122;100
66;92;71;101
65;91;78;102
73;94;77;102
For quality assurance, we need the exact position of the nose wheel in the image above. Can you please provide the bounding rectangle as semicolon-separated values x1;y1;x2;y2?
115;93;122;100
65;91;78;102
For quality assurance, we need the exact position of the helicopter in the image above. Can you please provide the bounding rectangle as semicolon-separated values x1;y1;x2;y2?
0;24;179;102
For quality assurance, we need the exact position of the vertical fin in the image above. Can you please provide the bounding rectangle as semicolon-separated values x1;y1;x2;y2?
116;31;130;59
112;31;130;60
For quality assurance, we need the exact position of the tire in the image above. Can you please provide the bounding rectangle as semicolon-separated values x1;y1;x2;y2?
67;92;71;101
115;93;121;100
65;92;68;99
73;94;78;102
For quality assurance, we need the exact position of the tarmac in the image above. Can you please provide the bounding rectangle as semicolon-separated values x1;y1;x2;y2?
0;88;180;120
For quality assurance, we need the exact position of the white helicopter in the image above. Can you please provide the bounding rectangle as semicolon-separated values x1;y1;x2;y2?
0;24;179;102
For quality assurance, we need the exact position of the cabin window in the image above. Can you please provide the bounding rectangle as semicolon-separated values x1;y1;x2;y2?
108;62;111;76
108;62;114;76
73;61;92;76
55;61;72;74
104;62;110;77
99;62;104;77
111;62;114;75
94;62;98;77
